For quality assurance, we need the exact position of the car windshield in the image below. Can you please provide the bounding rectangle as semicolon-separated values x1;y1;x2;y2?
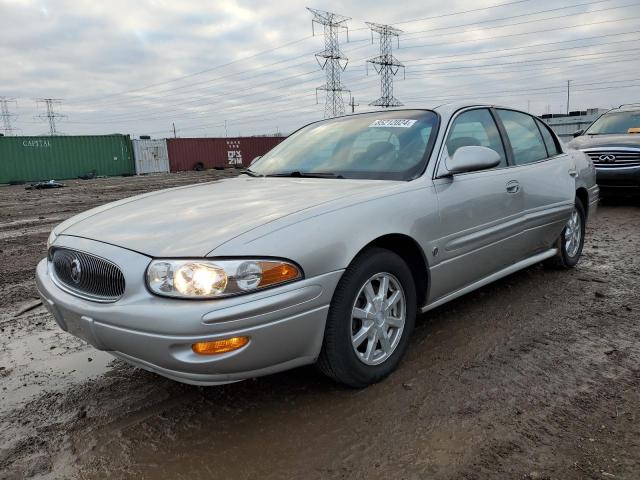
585;111;640;135
250;110;439;180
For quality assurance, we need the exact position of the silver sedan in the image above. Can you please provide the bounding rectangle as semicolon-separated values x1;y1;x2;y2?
36;103;598;388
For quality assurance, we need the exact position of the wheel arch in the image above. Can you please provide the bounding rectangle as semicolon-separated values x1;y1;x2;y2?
576;187;589;219
357;234;430;307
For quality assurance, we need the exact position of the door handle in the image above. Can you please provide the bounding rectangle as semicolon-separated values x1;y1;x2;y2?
506;180;520;194
568;168;578;177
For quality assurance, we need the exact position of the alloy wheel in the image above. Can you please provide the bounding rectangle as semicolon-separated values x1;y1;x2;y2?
350;272;406;366
564;207;582;258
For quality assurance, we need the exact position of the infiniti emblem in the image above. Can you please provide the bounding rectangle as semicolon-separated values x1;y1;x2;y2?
70;258;82;284
599;154;616;163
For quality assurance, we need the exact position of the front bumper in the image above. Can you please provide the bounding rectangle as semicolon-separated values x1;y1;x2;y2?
35;236;343;385
596;165;640;192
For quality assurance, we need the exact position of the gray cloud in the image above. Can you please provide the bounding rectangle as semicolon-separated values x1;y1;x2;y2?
1;0;639;137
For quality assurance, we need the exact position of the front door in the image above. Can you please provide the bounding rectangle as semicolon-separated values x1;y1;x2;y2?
429;108;525;302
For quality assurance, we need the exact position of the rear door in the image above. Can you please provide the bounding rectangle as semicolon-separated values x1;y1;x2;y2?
429;108;526;302
494;109;575;256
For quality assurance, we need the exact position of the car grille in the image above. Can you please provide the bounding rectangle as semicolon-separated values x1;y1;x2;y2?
49;248;125;302
585;148;640;168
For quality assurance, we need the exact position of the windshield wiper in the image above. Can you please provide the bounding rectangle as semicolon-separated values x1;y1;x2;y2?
265;171;344;179
240;169;264;177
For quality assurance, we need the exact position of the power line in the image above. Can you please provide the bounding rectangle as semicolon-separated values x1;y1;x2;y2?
67;2;629;119
308;8;351;118
366;23;404;107
69;35;315;104
402;29;640;64
59;52;638;130
56;41;640;128
406;46;640;75
391;0;537;26
405;35;640;69
71;0;542;104
400;0;616;39
399;2;640;49
99;10;640;119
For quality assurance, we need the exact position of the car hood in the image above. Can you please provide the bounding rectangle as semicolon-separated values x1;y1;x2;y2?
58;176;400;257
566;134;640;150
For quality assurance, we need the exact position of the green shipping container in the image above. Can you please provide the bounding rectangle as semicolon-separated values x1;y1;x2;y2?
0;135;135;184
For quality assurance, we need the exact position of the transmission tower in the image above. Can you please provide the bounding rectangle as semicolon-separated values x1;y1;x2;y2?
0;97;17;136
307;8;351;118
366;22;404;108
36;98;65;135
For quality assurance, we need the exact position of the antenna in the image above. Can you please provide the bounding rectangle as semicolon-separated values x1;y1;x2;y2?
0;97;18;136
35;98;66;136
307;7;351;118
366;22;404;108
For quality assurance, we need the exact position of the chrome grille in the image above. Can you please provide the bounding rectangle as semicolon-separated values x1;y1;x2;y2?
50;248;125;302
585;148;640;168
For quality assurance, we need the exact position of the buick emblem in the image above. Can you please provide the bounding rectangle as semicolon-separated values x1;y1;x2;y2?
70;258;82;284
598;154;616;163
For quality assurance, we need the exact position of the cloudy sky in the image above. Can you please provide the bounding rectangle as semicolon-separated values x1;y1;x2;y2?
1;0;639;138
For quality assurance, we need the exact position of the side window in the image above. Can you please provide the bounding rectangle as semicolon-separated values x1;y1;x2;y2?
496;110;548;165
535;118;562;157
446;109;507;167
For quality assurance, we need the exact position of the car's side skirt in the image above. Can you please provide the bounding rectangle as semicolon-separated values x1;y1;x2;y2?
421;248;557;313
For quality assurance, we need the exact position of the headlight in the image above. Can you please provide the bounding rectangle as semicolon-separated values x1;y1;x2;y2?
47;230;57;249
146;259;302;299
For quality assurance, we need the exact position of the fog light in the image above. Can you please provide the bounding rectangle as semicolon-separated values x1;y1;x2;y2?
192;336;250;355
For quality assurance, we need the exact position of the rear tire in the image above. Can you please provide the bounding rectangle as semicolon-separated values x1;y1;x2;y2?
317;248;416;388
545;198;586;269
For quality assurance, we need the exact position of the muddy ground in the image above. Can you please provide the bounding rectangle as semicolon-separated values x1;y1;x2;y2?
0;172;638;479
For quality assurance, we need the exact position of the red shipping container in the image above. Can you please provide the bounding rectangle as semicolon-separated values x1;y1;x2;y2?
166;137;285;172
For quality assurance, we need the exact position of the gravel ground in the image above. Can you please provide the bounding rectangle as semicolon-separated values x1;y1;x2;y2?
0;173;638;480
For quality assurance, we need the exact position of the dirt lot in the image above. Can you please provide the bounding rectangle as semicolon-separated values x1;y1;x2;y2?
0;172;638;480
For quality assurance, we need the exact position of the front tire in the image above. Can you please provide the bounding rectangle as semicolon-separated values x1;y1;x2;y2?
317;248;417;388
546;199;586;269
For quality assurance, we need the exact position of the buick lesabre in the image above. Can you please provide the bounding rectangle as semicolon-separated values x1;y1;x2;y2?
37;103;598;387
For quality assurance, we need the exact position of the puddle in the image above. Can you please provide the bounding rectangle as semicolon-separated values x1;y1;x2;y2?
0;325;114;415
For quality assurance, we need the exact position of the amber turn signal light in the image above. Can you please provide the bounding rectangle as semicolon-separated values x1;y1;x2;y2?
192;336;250;355
258;261;300;287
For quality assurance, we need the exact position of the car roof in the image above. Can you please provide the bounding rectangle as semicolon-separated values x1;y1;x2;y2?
432;102;523;117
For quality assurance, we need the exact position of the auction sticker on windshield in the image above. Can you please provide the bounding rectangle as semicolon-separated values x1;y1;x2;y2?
369;119;417;128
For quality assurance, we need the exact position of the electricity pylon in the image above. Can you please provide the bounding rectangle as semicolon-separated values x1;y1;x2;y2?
36;98;65;135
0;97;17;136
366;22;404;108
307;8;351;118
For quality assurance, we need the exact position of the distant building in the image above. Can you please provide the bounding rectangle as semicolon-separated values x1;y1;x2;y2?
539;108;608;141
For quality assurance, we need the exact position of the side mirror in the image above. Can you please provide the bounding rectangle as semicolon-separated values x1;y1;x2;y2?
250;156;261;166
446;146;501;175
573;129;584;138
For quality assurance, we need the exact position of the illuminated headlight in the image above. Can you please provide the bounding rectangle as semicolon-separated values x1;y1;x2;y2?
47;230;57;249
146;259;302;299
